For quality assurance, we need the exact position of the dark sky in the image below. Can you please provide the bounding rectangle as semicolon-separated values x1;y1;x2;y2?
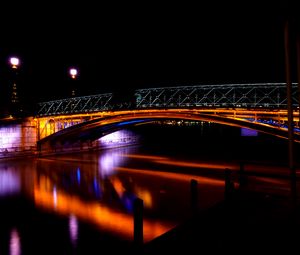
0;0;297;110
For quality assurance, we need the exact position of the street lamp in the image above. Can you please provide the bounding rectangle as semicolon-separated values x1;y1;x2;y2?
10;57;20;69
69;67;78;97
69;68;78;79
8;56;20;116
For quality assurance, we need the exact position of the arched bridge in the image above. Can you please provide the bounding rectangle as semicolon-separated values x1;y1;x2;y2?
36;83;300;153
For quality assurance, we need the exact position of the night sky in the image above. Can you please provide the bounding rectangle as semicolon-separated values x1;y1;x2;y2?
0;0;297;113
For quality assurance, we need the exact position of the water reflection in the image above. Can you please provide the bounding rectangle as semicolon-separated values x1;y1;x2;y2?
9;228;21;255
0;169;21;196
33;169;172;241
76;168;81;184
0;144;236;254
0;145;230;251
69;214;78;247
53;185;57;208
98;146;133;178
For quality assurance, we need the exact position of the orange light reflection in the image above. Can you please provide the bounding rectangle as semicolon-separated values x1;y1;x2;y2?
34;183;173;242
123;154;169;161
154;159;238;171
117;167;225;186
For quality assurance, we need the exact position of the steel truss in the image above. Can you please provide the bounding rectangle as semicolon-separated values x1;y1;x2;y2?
135;83;298;109
38;93;113;116
37;83;299;116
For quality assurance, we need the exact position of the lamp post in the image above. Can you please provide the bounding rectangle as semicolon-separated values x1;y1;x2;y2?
9;56;20;116
69;67;78;97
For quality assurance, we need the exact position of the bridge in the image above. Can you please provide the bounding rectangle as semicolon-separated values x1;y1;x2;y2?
35;83;300;153
1;83;300;157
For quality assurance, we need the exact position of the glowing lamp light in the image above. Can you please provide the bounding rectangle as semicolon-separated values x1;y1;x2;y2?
9;57;20;69
69;68;78;79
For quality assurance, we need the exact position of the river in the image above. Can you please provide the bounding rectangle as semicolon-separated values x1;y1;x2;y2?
0;122;298;254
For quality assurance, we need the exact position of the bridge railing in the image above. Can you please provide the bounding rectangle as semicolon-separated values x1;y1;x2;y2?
37;83;299;116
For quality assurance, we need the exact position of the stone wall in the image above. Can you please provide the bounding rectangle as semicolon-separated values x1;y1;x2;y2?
0;118;37;159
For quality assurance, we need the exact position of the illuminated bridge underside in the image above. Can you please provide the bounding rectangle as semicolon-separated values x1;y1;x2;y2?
38;110;300;152
37;108;299;140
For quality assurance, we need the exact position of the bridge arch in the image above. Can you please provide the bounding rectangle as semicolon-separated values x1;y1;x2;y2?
37;110;300;154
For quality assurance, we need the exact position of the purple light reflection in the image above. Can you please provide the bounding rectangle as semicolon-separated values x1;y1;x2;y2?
9;228;21;255
241;127;258;137
0;170;21;196
53;186;57;208
98;142;137;178
69;214;78;246
98;151;123;177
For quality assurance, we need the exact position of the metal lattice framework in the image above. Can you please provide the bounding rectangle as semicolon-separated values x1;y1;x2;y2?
38;93;113;116
37;83;299;116
135;83;299;108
